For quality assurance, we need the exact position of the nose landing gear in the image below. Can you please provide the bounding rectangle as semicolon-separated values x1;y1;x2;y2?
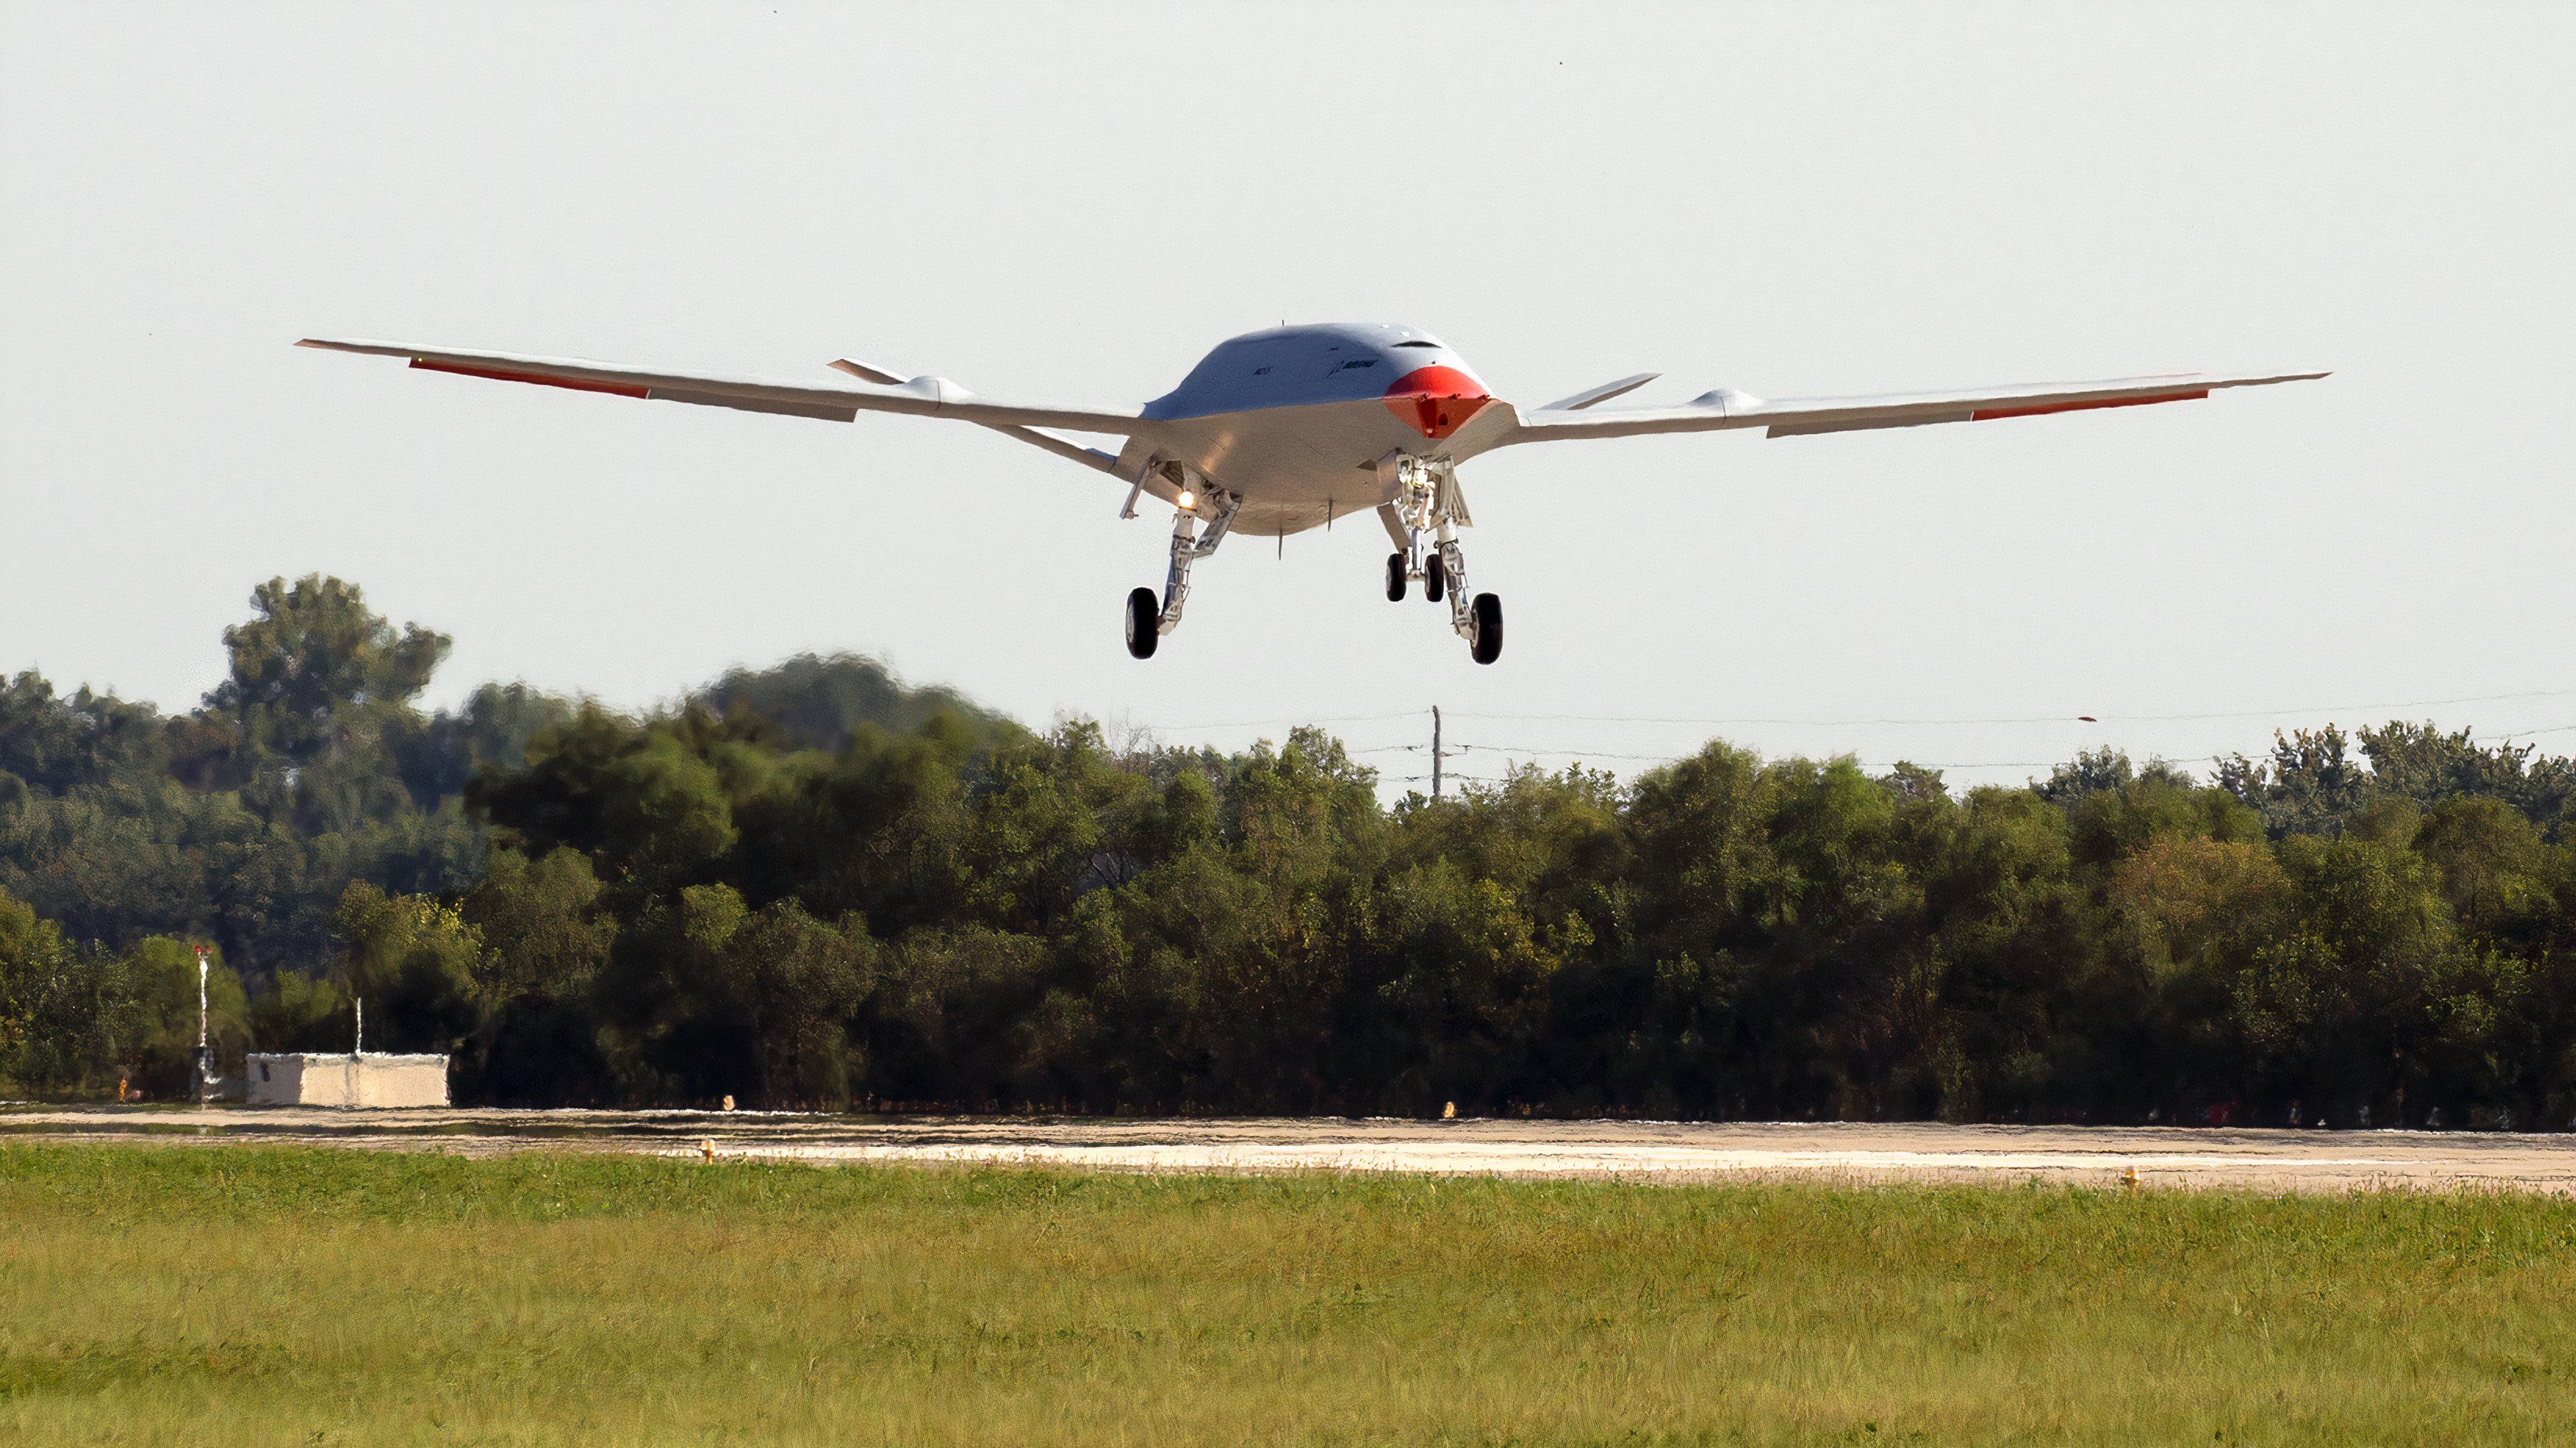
1388;547;1449;604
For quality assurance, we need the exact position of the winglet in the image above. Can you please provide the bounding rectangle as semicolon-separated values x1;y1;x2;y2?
828;357;907;386
1535;373;1660;413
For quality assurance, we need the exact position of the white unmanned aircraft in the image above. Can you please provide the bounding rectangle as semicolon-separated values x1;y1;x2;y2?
301;327;2322;664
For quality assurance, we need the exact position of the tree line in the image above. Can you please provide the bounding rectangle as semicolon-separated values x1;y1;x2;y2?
5;575;2571;1127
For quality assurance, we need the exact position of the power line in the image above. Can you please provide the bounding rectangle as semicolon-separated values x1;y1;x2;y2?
1145;709;1428;731
1448;747;2059;771
1451;744;1680;762
1454;742;2083;769
1424;719;2576;776
1434;688;2576;730
1134;690;2576;741
1140;703;2576;788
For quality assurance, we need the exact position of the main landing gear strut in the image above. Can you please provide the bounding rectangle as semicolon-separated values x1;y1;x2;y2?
1379;454;1502;664
1125;475;1241;660
1120;455;1500;665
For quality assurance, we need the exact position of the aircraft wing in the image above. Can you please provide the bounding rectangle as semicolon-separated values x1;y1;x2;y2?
296;339;1146;435
1499;369;2327;443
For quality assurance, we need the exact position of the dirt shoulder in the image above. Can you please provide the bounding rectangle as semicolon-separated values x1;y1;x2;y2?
9;1106;2571;1192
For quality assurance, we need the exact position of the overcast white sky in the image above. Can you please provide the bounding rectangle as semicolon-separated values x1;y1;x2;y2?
4;2;2571;792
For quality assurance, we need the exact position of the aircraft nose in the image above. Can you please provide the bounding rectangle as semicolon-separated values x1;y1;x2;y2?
1384;365;1492;440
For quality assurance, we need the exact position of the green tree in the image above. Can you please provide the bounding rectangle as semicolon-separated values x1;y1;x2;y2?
474;708;737;890
696;652;1014;753
206;575;450;769
2218;727;2374;838
0;885;67;1072
726;900;874;1108
588;883;751;1105
2413;797;2557;949
870;924;1055;1108
461;847;616;1003
722;719;973;932
2238;833;2465;1124
1339;858;1557;1115
2101;837;2290;1117
118;936;249;1097
396;682;577;807
2364;722;2576;830
249;970;350;1053
0;672;167;794
331;882;487;1053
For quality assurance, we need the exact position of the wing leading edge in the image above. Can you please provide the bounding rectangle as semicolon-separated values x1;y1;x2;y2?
296;339;1146;436
1499;369;2327;444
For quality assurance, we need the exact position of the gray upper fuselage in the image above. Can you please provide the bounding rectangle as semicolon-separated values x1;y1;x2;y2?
1119;322;1509;536
1145;321;1464;419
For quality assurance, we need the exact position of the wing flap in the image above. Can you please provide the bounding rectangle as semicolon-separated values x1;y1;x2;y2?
1765;411;1972;439
654;389;859;423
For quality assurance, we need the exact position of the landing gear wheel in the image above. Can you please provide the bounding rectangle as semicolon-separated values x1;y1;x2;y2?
1124;587;1160;659
1468;593;1503;665
1385;551;1408;602
1425;553;1447;603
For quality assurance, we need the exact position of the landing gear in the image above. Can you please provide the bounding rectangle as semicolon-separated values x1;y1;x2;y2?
1388;547;1447;604
1435;539;1502;665
1468;592;1503;665
1123;479;1239;659
1374;453;1503;664
1123;587;1159;659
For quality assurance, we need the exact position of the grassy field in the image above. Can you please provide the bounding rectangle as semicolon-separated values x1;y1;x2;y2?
2;1145;2571;1446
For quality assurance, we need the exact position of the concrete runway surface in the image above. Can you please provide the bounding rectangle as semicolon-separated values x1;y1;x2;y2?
9;1106;2576;1192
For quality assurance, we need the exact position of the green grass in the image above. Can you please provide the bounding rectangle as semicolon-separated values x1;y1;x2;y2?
2;1145;2572;1446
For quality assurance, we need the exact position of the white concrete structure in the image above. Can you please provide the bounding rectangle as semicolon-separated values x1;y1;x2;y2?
244;1052;450;1108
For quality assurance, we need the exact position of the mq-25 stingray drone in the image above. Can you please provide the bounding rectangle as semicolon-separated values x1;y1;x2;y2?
301;326;2322;664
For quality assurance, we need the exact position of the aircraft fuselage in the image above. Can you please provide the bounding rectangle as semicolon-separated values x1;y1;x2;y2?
1113;322;1503;537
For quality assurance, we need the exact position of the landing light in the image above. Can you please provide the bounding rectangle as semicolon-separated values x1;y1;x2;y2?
1177;488;1197;509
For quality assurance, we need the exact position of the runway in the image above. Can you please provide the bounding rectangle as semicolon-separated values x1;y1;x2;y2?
9;1106;2575;1192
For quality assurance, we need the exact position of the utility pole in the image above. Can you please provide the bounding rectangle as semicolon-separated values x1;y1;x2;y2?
354;996;364;1057
194;945;210;1107
1431;706;1443;799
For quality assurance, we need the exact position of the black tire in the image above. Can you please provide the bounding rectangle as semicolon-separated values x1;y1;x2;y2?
1425;553;1446;603
1124;587;1159;659
1385;551;1408;602
1469;593;1503;664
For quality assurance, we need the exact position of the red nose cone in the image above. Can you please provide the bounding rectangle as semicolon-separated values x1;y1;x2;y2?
1383;364;1492;439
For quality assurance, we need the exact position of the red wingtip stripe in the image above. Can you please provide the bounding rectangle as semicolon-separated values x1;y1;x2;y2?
1970;389;2209;422
410;358;651;400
